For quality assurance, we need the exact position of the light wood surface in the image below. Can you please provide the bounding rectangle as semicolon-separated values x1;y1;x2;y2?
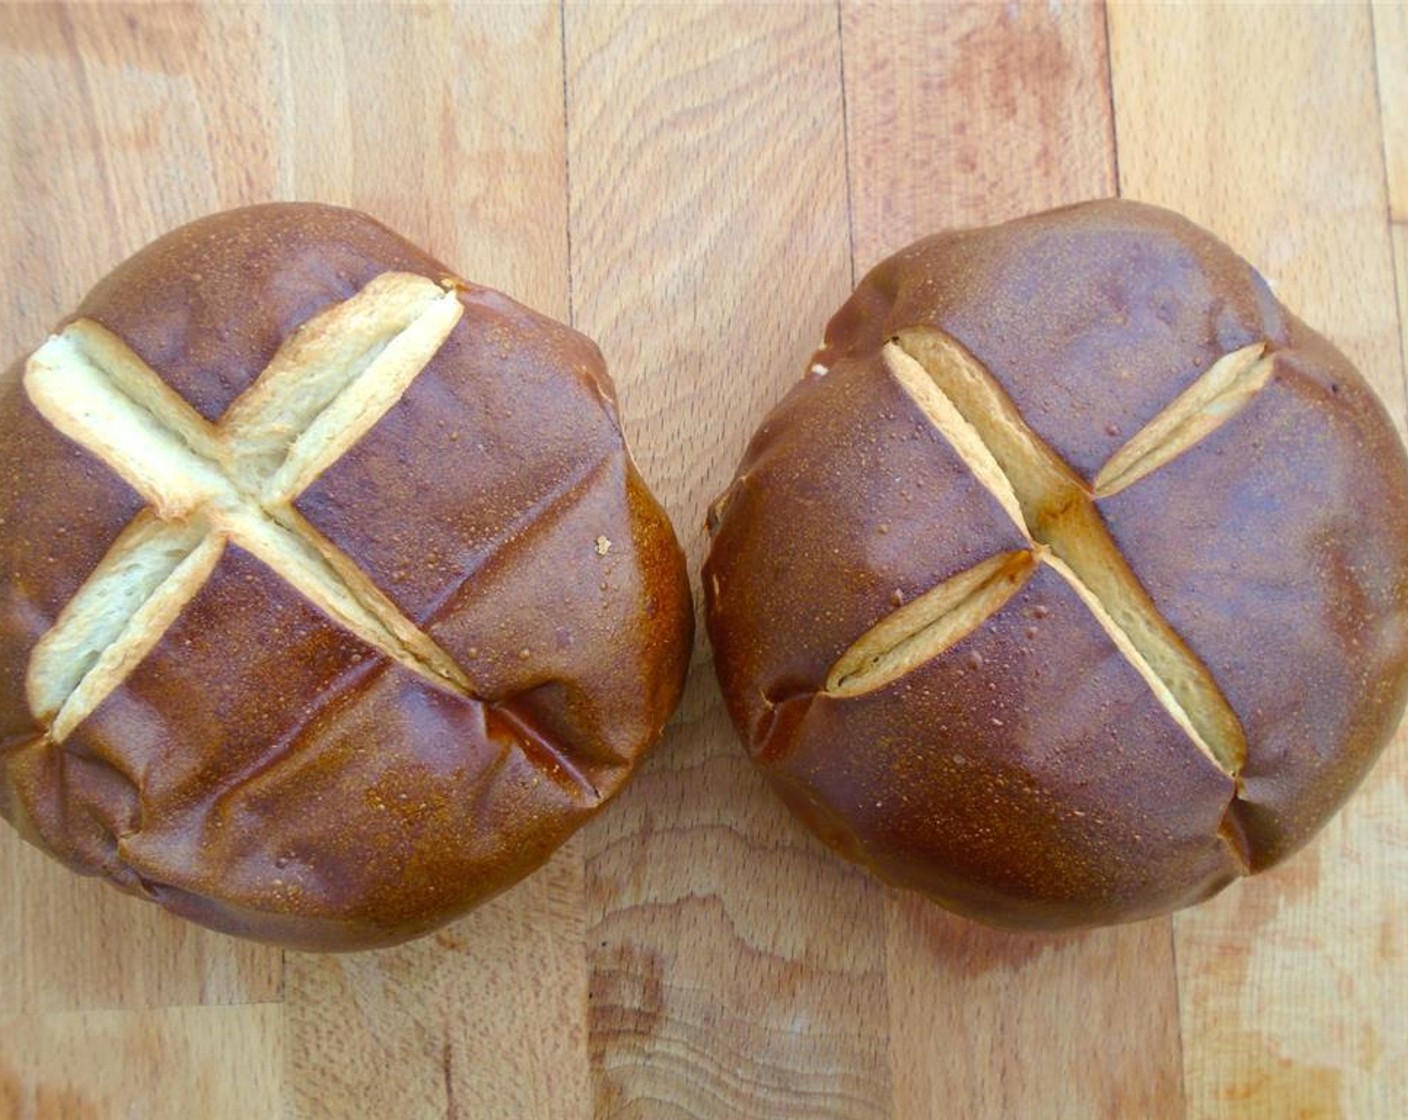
1377;1;1408;220
1;4;1405;1118
1110;8;1408;1117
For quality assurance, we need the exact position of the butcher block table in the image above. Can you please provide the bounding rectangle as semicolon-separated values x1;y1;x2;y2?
2;4;1407;1118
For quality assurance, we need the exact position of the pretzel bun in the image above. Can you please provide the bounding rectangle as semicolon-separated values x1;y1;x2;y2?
0;203;692;950
704;199;1408;929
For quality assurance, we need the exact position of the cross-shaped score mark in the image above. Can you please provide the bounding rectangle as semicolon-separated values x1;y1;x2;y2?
825;330;1275;777
24;272;471;743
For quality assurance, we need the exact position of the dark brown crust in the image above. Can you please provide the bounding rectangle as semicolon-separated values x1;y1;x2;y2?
0;203;693;950
704;199;1408;930
1099;330;1408;868
817;200;1291;482
706;349;1029;751
767;565;1242;928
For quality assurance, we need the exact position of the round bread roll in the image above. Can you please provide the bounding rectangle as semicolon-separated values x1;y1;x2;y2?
0;203;692;950
704;199;1408;930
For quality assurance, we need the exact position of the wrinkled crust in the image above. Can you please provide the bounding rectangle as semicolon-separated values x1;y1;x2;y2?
0;204;692;949
118;666;597;950
706;198;1408;927
1100;333;1408;869
292;284;628;631
5;461;689;949
703;350;1030;750
767;566;1242;931
427;452;693;786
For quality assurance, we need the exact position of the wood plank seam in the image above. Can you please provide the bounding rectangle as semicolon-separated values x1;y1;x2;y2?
1397;227;1408;437
1372;3;1408;419
1166;921;1190;1120
59;4;124;253
1104;6;1192;1109
1102;0;1122;198
835;0;857;289
560;0;577;331
1107;8;1190;1105
1372;0;1407;221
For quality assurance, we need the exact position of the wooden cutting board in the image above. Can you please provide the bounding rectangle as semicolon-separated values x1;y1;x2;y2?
2;4;1406;1117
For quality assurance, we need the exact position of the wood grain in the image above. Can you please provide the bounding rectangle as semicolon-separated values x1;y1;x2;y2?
267;2;570;302
564;7;892;1117
0;835;280;1017
842;1;1116;274
286;848;589;1120
1109;4;1408;1116
0;1003;282;1120
1376;1;1408;221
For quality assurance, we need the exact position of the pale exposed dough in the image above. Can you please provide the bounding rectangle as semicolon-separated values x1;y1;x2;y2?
260;285;463;503
27;512;214;731
884;343;1026;533
850;329;1260;775
52;530;227;742
827;550;1038;698
26;329;226;519
23;272;469;741
1095;343;1272;498
1043;554;1219;768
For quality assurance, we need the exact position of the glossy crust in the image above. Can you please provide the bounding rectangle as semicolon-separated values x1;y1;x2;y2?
704;199;1408;929
0;204;692;950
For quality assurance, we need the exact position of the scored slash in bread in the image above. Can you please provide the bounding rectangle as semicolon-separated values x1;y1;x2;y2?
0;203;693;951
704;199;1408;930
